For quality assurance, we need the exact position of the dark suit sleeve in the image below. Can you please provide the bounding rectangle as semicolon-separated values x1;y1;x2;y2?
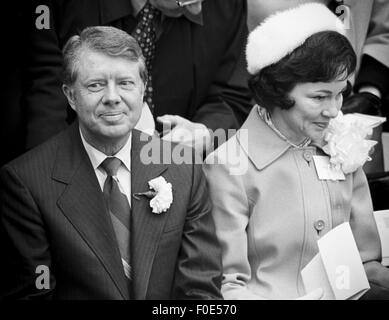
354;55;389;98
0;165;55;299
24;0;68;149
172;161;223;299
192;0;252;131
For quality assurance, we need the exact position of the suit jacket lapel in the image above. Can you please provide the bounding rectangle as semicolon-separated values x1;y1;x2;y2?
53;123;130;299
130;130;169;299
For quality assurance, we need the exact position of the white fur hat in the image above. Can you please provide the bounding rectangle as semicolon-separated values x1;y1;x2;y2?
246;3;346;75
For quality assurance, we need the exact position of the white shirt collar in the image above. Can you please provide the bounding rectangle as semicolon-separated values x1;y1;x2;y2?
80;128;132;172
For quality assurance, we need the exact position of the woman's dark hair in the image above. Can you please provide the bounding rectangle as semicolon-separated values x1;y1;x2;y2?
248;31;356;110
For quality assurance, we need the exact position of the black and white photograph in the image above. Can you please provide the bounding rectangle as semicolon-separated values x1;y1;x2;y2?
0;0;388;310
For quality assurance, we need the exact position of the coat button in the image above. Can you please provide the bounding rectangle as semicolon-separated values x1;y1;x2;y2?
303;151;312;162
314;220;325;232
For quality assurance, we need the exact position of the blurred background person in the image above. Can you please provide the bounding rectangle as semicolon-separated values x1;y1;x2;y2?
0;2;69;168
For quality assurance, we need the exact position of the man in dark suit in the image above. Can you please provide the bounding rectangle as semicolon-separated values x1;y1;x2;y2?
0;26;222;299
22;0;251;157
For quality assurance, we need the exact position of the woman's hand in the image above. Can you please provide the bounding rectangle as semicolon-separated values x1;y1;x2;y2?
296;288;324;300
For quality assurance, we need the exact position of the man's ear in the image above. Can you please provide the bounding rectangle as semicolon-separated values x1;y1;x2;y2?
62;84;77;111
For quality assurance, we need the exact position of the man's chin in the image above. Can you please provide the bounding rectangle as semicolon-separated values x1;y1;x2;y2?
99;124;133;139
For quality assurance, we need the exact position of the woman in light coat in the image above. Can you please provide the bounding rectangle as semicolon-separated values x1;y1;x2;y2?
203;3;389;299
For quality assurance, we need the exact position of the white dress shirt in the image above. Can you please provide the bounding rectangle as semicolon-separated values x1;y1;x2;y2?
80;130;132;207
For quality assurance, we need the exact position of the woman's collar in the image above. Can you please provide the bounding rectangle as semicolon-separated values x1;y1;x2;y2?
236;105;293;171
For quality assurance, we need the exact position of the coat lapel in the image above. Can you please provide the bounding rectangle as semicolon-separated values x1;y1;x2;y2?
53;123;130;299
130;130;169;300
237;106;291;171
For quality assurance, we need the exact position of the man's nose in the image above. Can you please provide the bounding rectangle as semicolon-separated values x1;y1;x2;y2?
102;83;121;106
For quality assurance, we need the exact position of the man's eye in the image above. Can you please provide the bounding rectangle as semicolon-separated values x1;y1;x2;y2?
120;80;134;87
88;83;104;91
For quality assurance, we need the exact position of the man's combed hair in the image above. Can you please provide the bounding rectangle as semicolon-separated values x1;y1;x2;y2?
248;31;357;110
62;26;148;86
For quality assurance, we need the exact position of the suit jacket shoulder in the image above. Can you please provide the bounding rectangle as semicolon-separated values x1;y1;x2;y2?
1;125;70;183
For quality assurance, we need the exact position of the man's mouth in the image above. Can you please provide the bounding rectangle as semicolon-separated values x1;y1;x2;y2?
100;112;124;122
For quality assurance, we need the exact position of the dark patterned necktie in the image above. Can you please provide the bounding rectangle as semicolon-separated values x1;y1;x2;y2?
132;1;161;113
100;157;132;288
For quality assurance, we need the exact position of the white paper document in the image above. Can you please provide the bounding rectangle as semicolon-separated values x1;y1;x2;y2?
373;210;389;267
301;222;370;300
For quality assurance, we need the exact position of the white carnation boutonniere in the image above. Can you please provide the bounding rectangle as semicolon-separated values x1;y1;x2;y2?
133;176;173;214
322;111;386;174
